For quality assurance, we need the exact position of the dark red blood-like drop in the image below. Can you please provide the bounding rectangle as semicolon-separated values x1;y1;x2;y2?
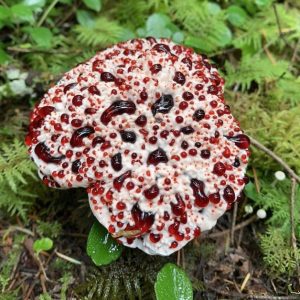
92;136;105;147
223;185;235;202
113;170;131;192
147;148;168;166
181;57;192;70
135;115;147;127
101;72;115;82
173;71;186;85
213;162;226;176
37;106;55;117
152;43;171;53
88;85;100;95
190;179;209;207
34;142;65;164
171;193;186;216
150;64;162;74
131;204;154;234
144;184;159;200
72;95;84;106
200;149;211;159
151;94;174;116
149;233;161;243
70;126;95;147
85;108;97;115
227;134;250;149
120;130;136;143
193;109;205;121
63;82;77;93
168;221;180;235
101;100;136;125
208;192;221;204
111;153;122;171
71;159;81;173
180;126;194;135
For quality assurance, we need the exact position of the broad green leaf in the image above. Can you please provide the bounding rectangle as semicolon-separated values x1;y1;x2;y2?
255;0;274;8
26;27;53;48
146;13;172;38
33;238;53;253
226;5;249;27
172;31;184;43
0;48;10;64
155;263;193;300
23;0;46;9
76;9;95;27
11;4;34;23
87;222;123;266
244;182;260;201
0;6;11;22
207;2;221;15
83;0;101;12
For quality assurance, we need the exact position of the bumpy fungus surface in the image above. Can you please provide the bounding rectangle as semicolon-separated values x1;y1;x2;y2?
26;38;250;255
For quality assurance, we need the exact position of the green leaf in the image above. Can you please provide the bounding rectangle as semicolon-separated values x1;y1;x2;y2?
0;48;10;64
226;5;249;27
33;238;53;253
11;4;34;23
155;263;193;300
255;0;274;8
87;222;123;266
76;9;95;27
0;6;11;22
172;31;184;43
146;13;172;38
23;0;46;9
26;27;53;48
244;182;260;201
83;0;101;12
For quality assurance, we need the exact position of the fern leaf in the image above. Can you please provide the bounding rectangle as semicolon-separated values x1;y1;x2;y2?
74;17;126;48
225;56;289;90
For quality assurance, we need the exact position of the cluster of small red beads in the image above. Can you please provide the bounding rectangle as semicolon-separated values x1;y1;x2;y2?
26;38;250;256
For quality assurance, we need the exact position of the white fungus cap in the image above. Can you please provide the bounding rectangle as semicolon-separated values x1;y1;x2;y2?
274;171;286;181
256;208;267;219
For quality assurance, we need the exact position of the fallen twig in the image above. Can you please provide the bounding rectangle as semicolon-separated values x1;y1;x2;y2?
249;136;300;184
230;202;238;245
204;215;258;239
290;179;300;288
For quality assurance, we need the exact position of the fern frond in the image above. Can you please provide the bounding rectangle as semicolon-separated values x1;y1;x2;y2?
171;0;231;53
0;139;37;192
225;56;289;90
74;17;126;48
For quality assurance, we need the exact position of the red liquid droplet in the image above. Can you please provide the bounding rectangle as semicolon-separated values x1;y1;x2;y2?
150;64;162;74
193;109;205;121
151;94;174;116
63;82;77;93
213;162;226;176
152;43;171;53
168;221;180;235
92;136;105;147
147;148;168;166
227;134;250;149
208;192;220;204
34;142;65;164
88;85;100;95
181;57;192;70
37;106;55;117
101;72;115;82
135;115;147;127
71;159;81;173
190;179;209;207
144;184;159;200
149;233;161;243
101;100;136;125
120;130;136;143
113;170;131;192
111;153;122;171
173;71;185;85
171;193;186;216
181;125;194;135
223;185;235;203
70;126;95;147
131;204;154;234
